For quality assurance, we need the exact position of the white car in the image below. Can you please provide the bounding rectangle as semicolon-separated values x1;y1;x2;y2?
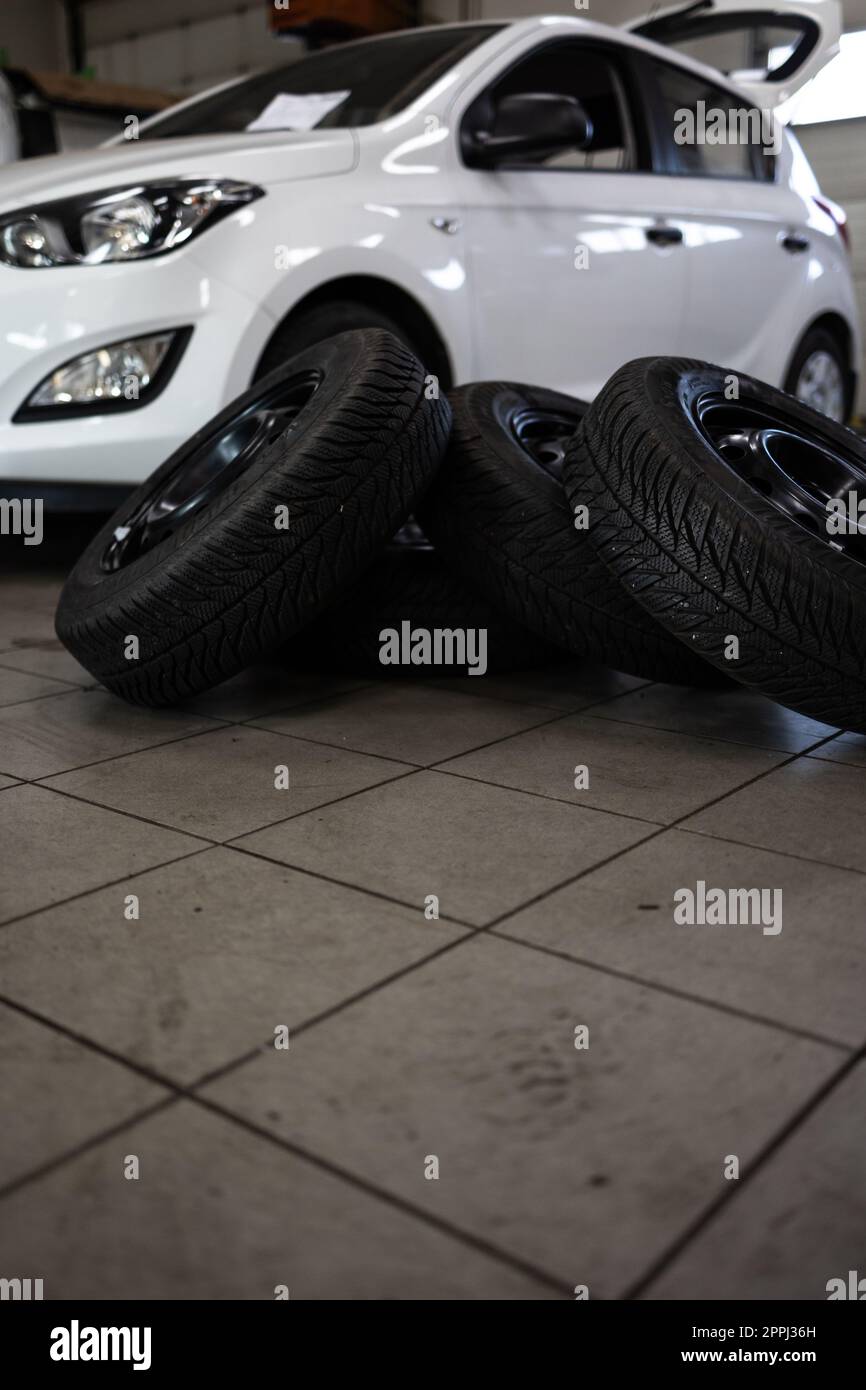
0;0;857;504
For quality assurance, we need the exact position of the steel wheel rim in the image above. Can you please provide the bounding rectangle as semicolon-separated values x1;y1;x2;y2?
694;390;866;566
101;369;321;572
795;349;845;423
510;405;583;480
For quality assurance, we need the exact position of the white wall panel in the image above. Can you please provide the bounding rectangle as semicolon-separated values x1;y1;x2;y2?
85;1;291;95
1;0;67;70
795;120;866;202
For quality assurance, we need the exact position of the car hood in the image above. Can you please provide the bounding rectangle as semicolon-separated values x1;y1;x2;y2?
0;128;358;212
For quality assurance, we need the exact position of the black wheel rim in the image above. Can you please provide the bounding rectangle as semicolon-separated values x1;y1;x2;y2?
511;405;584;480
694;391;866;568
101;369;322;572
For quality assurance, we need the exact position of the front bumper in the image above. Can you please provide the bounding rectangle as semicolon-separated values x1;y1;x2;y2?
0;250;274;486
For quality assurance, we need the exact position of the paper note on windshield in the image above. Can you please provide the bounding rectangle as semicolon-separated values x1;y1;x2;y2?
246;91;350;133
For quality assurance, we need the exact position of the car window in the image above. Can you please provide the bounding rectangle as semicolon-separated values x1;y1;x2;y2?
463;42;636;172
137;26;502;139
645;57;772;181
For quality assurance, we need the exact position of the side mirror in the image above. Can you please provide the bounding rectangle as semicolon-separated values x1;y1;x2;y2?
466;92;593;168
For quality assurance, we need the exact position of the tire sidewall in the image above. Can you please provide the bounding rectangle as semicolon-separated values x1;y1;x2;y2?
59;330;414;614
635;356;866;601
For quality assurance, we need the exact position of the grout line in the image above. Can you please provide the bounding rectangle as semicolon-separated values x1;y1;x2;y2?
2;658;860;1292
190;1090;572;1296
187;930;481;1091
29;759;416;846
223;836;476;927
431;764;663;828
429;711;847;838
247;702;576;771
805;752;866;771
0;684;83;711
8;718;235;786
489;929;852;1052
482;735;844;935
417;671;653;711
0;1096;179;1203
485;827;672;931
0;656;91;687
0;685;87;713
230;678;381;723
372;677;562;713
0;700;847;943
577;706;839;757
225;764;423;838
677;823;866;878
622;1040;866;1300
0;994;567;1295
243;722;428;769
0;846;214;932
24;780;220;843
0;921;459;1104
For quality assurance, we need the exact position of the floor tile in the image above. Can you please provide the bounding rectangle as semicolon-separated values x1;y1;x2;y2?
0;847;464;1084
807;730;866;769
181;667;369;722
0;582;60;650
0;1002;165;1189
683;758;866;872
503;829;866;1046
0;688;221;780
587;683;836;753
0;785;202;923
0;666;77;709
45;726;412;842
428;663;646;712
234;770;655;926
439;715;785;825
0;640;93;686
645;1060;866;1300
0;1099;555;1299
252;684;554;766
205;934;836;1295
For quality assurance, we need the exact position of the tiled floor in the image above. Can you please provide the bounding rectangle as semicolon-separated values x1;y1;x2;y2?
1;543;865;1301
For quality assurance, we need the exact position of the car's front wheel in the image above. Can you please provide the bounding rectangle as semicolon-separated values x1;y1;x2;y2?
785;326;850;423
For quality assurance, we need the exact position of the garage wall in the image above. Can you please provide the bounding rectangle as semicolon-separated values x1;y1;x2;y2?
0;0;67;70
83;0;299;96
81;0;641;93
794;117;866;413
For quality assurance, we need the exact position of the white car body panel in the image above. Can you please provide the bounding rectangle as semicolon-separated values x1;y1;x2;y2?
0;11;858;487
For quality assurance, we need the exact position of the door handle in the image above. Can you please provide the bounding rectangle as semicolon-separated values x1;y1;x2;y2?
645;224;684;247
781;231;810;253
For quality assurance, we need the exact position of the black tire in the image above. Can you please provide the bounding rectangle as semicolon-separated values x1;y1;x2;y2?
256;300;426;381
55;330;451;707
784;324;851;424
418;381;723;686
564;355;866;731
291;522;560;677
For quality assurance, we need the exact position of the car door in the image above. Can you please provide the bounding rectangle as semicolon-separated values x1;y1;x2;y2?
447;37;691;400
631;48;815;385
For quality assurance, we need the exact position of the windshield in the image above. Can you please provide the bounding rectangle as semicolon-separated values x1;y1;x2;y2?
137;26;502;140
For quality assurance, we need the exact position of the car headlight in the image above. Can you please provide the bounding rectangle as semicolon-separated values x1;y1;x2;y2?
0;179;264;268
14;328;191;421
